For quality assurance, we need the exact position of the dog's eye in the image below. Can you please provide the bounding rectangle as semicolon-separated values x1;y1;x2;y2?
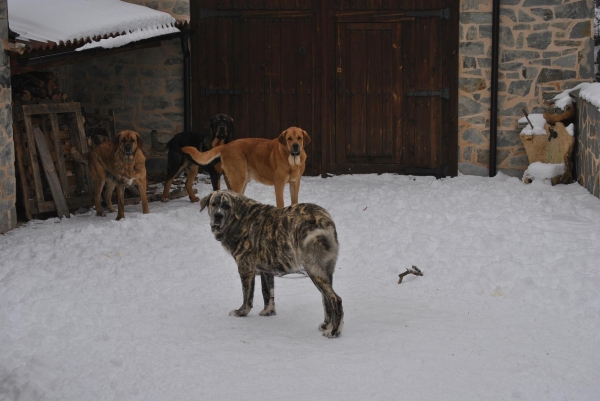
211;202;218;207
221;203;230;210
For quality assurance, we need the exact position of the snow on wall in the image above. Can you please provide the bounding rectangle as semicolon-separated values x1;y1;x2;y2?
8;0;178;50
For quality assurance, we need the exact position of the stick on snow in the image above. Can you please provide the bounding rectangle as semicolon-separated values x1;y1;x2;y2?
398;265;423;284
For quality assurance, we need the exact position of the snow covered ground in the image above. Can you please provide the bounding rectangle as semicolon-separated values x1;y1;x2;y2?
1;174;600;400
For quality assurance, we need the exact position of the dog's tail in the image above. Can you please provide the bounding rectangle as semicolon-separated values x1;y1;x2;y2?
302;228;339;275
181;145;223;166
70;147;89;164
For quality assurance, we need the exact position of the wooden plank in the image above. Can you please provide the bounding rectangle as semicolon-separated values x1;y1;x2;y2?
22;114;45;204
382;26;394;158
266;18;282;139
33;126;71;218
335;24;347;166
22;102;81;116
366;26;384;158
248;18;266;138
12;123;34;220
49;113;70;198
349;25;367;157
280;17;298;130
403;21;416;168
392;22;403;164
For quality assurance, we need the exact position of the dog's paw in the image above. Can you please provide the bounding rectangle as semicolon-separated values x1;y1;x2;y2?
96;211;106;217
107;207;116;213
229;309;249;317
322;328;341;339
161;197;170;203
318;322;330;331
259;308;276;316
190;196;200;203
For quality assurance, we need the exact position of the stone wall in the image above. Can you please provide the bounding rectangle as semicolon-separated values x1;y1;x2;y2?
574;91;600;196
0;0;16;234
459;0;595;177
59;0;189;174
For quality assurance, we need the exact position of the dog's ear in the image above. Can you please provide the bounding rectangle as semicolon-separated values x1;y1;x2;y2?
199;193;213;212
233;195;248;220
302;130;311;146
278;130;288;146
204;117;214;131
112;132;122;147
227;118;235;140
135;132;144;150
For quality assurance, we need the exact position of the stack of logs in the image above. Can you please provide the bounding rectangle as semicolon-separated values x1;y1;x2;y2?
12;72;68;103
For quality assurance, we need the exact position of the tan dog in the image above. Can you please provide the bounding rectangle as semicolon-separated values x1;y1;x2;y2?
71;130;149;220
181;127;310;208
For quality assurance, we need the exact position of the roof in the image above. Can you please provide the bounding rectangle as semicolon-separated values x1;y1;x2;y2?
7;0;186;54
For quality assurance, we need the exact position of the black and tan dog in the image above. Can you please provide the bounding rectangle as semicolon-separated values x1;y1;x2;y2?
182;127;309;208
199;190;344;338
71;130;149;221
159;113;234;202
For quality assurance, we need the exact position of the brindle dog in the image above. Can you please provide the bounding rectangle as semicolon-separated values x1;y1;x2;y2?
199;190;344;338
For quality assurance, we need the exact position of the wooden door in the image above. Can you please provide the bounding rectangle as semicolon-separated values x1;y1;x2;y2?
331;3;455;176
191;1;321;176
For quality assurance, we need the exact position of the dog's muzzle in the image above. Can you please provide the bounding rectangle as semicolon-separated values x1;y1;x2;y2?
217;123;228;139
211;211;224;229
290;143;301;156
124;145;133;156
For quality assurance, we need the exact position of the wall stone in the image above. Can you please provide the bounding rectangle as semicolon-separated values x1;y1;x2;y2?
57;0;189;174
459;0;594;177
0;0;16;233
574;92;600;197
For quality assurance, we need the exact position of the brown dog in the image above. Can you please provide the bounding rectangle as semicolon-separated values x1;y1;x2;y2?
71;130;149;220
181;127;310;208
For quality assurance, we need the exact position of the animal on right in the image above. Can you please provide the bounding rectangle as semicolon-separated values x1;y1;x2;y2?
182;127;310;208
199;190;344;338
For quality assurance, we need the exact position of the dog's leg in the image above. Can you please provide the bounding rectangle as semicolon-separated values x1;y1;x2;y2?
185;165;200;202
307;271;344;338
161;165;184;202
138;178;150;214
230;269;255;317
208;167;220;192
116;184;126;221
274;180;285;208
103;178;117;213
259;273;276;316
289;179;301;205
93;170;107;217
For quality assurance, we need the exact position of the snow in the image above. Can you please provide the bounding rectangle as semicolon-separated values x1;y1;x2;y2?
523;161;565;185
550;82;590;110
518;113;546;135
8;0;178;50
579;82;600;111
2;174;600;400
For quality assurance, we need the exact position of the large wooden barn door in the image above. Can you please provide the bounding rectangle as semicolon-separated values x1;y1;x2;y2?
331;2;457;176
191;1;321;176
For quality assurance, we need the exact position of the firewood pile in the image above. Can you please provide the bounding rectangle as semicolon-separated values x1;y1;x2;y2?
12;72;69;103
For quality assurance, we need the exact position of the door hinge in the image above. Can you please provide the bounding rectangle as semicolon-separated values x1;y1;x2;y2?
407;8;450;20
406;87;450;100
199;86;241;96
198;8;243;20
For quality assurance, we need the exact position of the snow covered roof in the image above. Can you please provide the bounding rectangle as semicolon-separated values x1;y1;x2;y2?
8;0;182;52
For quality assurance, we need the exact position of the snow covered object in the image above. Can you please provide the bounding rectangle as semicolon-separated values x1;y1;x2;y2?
519;115;575;185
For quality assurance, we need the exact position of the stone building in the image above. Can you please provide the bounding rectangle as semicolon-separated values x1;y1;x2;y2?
1;0;599;233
